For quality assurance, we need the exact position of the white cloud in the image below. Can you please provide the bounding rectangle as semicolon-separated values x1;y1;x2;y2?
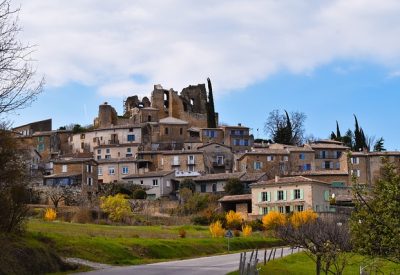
15;0;400;98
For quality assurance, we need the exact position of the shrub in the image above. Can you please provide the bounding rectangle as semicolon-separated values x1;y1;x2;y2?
209;220;225;238
226;210;243;229
132;189;147;200
100;194;132;222
178;228;186;238
290;210;317;228
233;229;240;237
44;208;57;221
242;225;252;237
224;178;245;195
262;211;286;230
248;219;264;231
191;215;209;225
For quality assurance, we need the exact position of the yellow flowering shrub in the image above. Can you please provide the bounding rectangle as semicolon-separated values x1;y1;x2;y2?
225;210;243;229
242;225;252;237
262;211;286;230
209;220;225;237
44;208;57;221
100;194;133;222
290;209;317;227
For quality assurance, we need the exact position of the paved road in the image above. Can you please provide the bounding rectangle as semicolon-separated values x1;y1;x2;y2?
78;247;298;275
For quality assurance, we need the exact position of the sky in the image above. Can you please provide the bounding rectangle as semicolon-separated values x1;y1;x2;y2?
6;0;400;150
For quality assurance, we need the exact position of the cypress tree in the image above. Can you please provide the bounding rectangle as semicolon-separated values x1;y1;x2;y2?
336;121;341;139
206;77;216;128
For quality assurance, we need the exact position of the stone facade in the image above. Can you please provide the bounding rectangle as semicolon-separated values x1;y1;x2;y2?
199;143;234;173
160;151;205;174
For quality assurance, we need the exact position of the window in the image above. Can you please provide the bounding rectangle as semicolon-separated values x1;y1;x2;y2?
105;155;111;159
81;142;85;149
234;139;240;146
37;143;45;152
283;156;289;162
87;177;93;186
200;183;206;193
278;206;285;213
321;151;327;158
37;136;44;142
277;190;284;201
97;149;101;154
127;134;135;142
239;130;244;135
244;139;249;146
351;157;359;164
127;148;131;153
267;155;274;161
335;162;340;169
165;127;169;135
80;134;85;139
205;130;215;138
148;115;152;122
129;128;133;132
254;161;262;170
108;167;115;175
212;183;217;192
299;153;305;160
352;169;361;177
188;155;195;164
152;179;158;186
296;205;304;212
261;192;268;202
188;165;194;172
172;156;179;166
262;207;268;215
106;148;110;154
180;128;183;135
86;164;92;173
217;156;224;165
98;167;103;176
126;154;133;157
122;167;129;174
62;165;67;173
294;189;301;199
323;161;333;169
140;180;143;185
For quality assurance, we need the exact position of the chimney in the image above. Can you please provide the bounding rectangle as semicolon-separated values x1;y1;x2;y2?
238;123;242;126
275;175;279;183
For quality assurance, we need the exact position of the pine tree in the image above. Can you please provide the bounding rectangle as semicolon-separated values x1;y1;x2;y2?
206;77;216;128
373;137;386;152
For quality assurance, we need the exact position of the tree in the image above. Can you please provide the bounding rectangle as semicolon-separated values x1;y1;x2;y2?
264;109;306;145
0;1;43;116
132;189;147;199
206;77;216;128
224;178;244;195
43;185;79;209
373;137;386;152
350;158;400;263
353;115;367;151
179;178;196;193
0;128;30;233
276;215;352;275
100;194;133;222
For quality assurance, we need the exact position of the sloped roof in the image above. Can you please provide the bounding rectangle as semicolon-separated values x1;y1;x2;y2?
194;172;245;182
291;170;348;176
252;176;328;186
159;117;188;125
44;172;82;179
122;170;175;179
240;172;267;182
197;142;232;150
218;194;252;202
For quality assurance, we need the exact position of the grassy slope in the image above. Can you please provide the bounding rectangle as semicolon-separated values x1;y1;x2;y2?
27;219;285;265
229;252;400;275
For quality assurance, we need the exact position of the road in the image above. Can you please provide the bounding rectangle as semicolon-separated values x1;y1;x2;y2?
78;246;298;275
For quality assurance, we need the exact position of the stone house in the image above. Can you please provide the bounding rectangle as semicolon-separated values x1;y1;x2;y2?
218;194;252;218
43;157;98;199
97;158;138;183
200;128;225;144
198;142;234;173
221;124;253;153
309;140;349;172
349;151;400;185
250;176;331;218
122;170;176;199
159;150;205;174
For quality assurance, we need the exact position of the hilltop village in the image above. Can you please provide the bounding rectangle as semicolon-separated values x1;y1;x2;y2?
12;81;399;218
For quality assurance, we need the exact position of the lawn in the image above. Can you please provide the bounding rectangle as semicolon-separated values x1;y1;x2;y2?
27;219;285;265
228;252;400;275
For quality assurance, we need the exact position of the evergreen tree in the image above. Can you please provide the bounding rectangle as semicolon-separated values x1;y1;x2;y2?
373;137;386;152
206;77;216;128
330;121;342;141
353;115;367;151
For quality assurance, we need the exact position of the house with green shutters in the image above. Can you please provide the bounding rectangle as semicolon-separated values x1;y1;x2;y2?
250;176;331;217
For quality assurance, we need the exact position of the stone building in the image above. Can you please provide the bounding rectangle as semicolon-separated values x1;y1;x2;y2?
160;150;205;174
251;176;331;218
309;140;349;172
199;142;234;174
97;158;138;183
221;124;253;152
13;118;52;136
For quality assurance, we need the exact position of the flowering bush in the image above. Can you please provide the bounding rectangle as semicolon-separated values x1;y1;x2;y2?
209;220;225;237
242;225;252;237
290;210;317;227
44;208;57;221
262;211;286;230
225;210;243;229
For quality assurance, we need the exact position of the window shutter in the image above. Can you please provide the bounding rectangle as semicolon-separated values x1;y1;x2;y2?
290;205;294;212
253;162;257;170
357;170;361;177
260;162;263;168
267;207;270;213
258;207;263;215
290;190;294;200
300;189;304;200
283;190;287;201
329;162;334;169
321;163;325;169
268;192;271;202
258;192;262;203
324;190;330;201
275;191;278;201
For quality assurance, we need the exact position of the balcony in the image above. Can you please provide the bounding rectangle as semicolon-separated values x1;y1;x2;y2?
212;161;225;167
171;160;181;166
108;140;119;145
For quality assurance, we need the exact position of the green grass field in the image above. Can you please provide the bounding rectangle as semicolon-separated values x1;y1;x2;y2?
27;219;285;265
228;252;400;275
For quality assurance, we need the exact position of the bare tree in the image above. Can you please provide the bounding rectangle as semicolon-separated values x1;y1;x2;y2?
0;0;43;116
276;216;352;275
43;185;81;209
